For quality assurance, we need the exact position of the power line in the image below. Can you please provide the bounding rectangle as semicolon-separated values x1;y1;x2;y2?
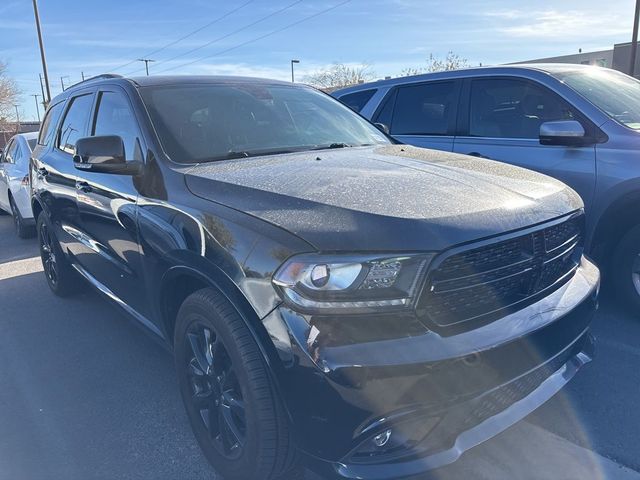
110;0;256;73
123;0;305;76
156;0;352;75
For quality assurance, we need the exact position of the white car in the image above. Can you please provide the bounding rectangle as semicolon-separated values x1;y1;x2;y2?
0;132;38;238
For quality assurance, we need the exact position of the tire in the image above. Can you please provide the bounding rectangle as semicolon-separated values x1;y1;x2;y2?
36;212;79;297
174;288;299;480
612;224;640;313
10;196;34;239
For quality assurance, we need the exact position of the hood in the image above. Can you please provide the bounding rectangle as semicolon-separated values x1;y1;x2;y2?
184;145;582;251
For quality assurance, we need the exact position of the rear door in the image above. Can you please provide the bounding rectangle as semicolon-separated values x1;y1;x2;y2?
74;86;149;319
37;92;94;257
373;79;461;152
0;139;17;211
453;77;597;210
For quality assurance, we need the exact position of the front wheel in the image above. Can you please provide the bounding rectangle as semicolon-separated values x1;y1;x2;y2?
174;288;299;480
613;224;640;313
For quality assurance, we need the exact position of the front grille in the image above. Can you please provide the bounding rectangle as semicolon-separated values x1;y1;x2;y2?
419;214;583;331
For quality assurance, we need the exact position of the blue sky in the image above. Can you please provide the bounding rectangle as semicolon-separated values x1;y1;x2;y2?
1;0;636;120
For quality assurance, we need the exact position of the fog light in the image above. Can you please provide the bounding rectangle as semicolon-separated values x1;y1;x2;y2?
373;429;392;448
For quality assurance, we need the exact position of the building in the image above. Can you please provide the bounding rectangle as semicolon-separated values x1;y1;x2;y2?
0;121;40;151
517;42;640;78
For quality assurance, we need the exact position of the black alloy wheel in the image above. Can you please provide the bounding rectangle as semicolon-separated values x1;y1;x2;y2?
174;288;299;480
185;322;247;459
39;219;58;287
36;213;78;297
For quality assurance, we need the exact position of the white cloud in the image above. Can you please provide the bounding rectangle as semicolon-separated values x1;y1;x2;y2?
487;9;630;38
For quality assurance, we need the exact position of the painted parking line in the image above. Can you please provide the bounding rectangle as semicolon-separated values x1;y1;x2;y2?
0;256;42;281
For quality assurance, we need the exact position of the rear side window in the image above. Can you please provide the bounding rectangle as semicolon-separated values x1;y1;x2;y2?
469;78;577;139
57;94;94;154
3;140;17;163
389;82;457;136
93;91;142;161
38;101;65;146
339;89;376;113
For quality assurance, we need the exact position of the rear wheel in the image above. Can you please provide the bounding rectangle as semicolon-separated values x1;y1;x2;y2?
10;196;33;239
37;213;79;297
613;224;640;313
174;288;299;480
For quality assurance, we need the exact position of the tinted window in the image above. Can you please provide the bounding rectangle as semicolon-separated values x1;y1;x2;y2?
390;82;456;135
38;101;65;146
57;94;94;154
27;138;37;150
93;91;142;161
469;78;577;139
140;84;388;164
339;89;376;113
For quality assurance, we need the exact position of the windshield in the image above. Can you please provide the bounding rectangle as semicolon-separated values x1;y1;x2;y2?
553;68;640;130
140;83;389;163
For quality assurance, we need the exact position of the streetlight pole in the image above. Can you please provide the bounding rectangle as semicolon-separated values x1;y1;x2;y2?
38;73;47;108
291;59;300;83
32;94;41;122
631;0;640;77
60;75;69;91
31;0;51;103
137;58;155;76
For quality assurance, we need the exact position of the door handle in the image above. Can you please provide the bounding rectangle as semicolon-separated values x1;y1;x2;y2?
37;167;49;178
467;152;492;160
76;181;92;193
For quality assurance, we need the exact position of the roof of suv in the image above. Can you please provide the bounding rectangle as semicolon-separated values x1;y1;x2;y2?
333;63;602;95
52;74;300;104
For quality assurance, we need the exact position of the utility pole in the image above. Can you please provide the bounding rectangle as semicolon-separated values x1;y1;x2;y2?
290;59;300;83
137;58;155;76
32;94;41;122
32;0;51;103
38;73;47;108
81;71;86;81
60;75;69;91
631;0;640;77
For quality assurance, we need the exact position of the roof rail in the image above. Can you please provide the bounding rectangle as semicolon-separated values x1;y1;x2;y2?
68;73;124;89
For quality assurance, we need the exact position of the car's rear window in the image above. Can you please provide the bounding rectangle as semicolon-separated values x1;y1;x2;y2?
338;89;377;113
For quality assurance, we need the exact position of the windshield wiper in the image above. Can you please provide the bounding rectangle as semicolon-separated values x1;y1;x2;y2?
311;143;353;150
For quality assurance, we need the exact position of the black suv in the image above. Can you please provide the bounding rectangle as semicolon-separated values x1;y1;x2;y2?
31;74;599;480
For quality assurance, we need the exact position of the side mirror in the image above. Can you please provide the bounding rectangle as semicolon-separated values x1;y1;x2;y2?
374;122;390;135
539;120;589;146
73;135;142;175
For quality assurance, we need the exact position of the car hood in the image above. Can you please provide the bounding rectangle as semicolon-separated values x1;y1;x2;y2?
184;145;582;251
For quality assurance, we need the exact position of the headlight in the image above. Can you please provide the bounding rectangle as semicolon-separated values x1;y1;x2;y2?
272;253;433;314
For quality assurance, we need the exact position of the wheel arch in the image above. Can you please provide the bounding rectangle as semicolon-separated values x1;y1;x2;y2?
590;188;640;263
31;196;44;222
159;265;294;423
159;265;282;368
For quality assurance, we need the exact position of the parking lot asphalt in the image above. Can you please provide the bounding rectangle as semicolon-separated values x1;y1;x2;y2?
0;213;638;480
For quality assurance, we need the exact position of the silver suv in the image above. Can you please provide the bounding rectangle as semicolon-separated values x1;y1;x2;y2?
334;64;640;311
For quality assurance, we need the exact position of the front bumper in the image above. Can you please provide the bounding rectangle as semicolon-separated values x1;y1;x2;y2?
266;256;599;479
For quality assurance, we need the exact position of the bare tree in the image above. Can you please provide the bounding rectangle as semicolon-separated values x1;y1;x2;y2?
401;52;470;76
304;63;375;91
0;61;20;134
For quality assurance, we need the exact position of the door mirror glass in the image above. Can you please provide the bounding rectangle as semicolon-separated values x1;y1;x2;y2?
539;120;587;146
73;135;141;175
